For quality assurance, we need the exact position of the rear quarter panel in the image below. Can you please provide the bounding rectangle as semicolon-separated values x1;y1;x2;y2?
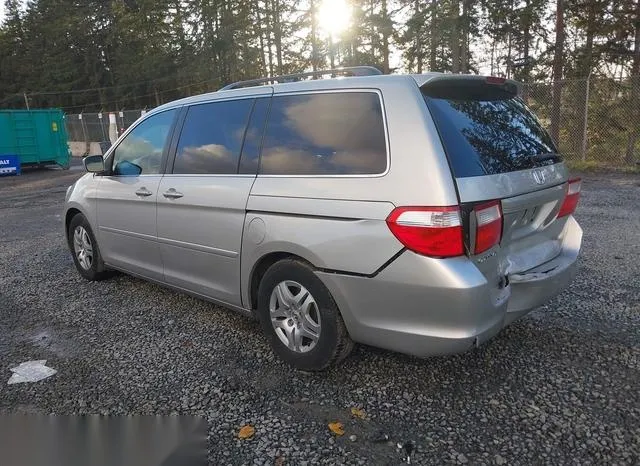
240;197;400;308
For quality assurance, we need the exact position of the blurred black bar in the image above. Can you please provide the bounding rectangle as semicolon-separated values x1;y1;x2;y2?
0;415;208;466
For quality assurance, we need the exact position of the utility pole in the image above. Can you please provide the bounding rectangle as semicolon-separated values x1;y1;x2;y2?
581;72;591;161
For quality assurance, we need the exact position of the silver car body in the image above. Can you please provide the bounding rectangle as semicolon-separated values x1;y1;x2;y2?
65;73;582;357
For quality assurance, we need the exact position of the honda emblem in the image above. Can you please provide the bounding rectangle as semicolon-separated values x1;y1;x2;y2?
532;169;547;185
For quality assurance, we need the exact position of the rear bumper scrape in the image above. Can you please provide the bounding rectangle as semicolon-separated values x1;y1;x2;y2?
504;215;582;323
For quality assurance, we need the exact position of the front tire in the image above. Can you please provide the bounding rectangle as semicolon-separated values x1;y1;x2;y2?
67;213;111;281
257;259;354;371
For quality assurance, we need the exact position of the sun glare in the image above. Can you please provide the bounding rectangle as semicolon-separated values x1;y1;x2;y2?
317;0;351;38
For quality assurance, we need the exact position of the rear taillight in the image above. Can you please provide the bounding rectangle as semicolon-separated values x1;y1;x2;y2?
386;206;464;257
558;178;581;217
474;200;503;254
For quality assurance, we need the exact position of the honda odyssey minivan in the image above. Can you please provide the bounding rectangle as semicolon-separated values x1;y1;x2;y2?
64;67;582;370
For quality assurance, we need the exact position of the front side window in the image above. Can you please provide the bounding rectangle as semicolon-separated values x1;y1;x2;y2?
173;99;254;174
111;109;176;176
259;92;387;175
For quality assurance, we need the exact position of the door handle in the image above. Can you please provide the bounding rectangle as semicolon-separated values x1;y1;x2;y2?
162;188;184;199
135;187;153;197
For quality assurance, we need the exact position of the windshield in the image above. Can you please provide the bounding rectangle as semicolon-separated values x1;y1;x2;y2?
424;93;561;178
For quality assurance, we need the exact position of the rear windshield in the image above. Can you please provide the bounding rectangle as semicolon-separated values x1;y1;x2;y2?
424;92;560;178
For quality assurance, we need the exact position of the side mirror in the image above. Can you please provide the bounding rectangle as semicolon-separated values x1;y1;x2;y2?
83;155;105;173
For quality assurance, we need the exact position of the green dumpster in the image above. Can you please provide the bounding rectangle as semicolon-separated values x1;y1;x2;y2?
0;109;71;169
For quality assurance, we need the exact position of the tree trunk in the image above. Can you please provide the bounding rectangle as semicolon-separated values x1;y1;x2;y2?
490;37;495;75
214;3;221;79
254;0;267;74
173;1;187;58
273;0;283;74
381;0;390;73
519;0;531;101
350;33;359;66
577;3;596;159
204;1;216;77
415;0;422;73
329;39;336;68
625;0;640;164
370;0;376;64
460;0;470;73
506;30;512;78
223;2;235;82
522;0;531;82
451;1;460;73
582;14;595;77
310;0;319;71
550;0;564;146
429;0;438;70
264;0;275;77
350;35;359;66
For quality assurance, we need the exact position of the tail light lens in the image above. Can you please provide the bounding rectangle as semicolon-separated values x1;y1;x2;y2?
558;178;581;218
474;200;503;254
386;206;464;257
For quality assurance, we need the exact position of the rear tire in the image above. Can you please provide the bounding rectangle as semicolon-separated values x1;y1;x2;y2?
257;259;354;371
67;213;112;281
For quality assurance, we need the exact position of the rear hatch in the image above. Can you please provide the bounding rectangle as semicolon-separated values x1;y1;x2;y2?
420;75;578;287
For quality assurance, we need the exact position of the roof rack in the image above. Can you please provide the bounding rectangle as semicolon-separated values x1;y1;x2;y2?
219;66;383;91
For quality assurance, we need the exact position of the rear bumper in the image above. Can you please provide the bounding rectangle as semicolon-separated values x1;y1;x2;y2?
317;216;582;358
504;215;582;323
318;252;510;358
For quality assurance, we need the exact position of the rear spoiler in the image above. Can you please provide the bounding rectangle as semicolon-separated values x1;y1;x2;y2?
417;74;521;100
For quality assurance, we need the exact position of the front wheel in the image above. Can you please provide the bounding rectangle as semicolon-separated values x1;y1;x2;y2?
67;213;112;281
257;259;354;371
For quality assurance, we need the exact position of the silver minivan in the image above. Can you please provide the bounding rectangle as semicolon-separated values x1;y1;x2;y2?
64;67;583;370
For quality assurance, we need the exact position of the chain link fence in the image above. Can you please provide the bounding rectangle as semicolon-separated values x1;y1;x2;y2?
65;110;149;155
524;75;640;168
64;76;640;168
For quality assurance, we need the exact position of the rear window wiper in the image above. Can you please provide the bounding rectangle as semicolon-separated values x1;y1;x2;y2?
531;152;561;162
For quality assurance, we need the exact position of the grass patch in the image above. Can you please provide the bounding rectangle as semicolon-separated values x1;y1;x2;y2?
565;159;639;173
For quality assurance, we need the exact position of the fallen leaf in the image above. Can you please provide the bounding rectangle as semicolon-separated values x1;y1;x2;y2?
238;425;255;439
328;421;344;436
350;407;366;419
274;457;285;466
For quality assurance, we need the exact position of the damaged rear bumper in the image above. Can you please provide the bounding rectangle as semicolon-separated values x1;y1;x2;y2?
504;215;582;324
314;216;582;359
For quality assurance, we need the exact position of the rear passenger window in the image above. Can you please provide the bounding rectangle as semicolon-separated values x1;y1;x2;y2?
173;99;254;174
259;92;387;175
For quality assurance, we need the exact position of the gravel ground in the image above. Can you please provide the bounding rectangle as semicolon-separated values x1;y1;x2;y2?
0;164;638;465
